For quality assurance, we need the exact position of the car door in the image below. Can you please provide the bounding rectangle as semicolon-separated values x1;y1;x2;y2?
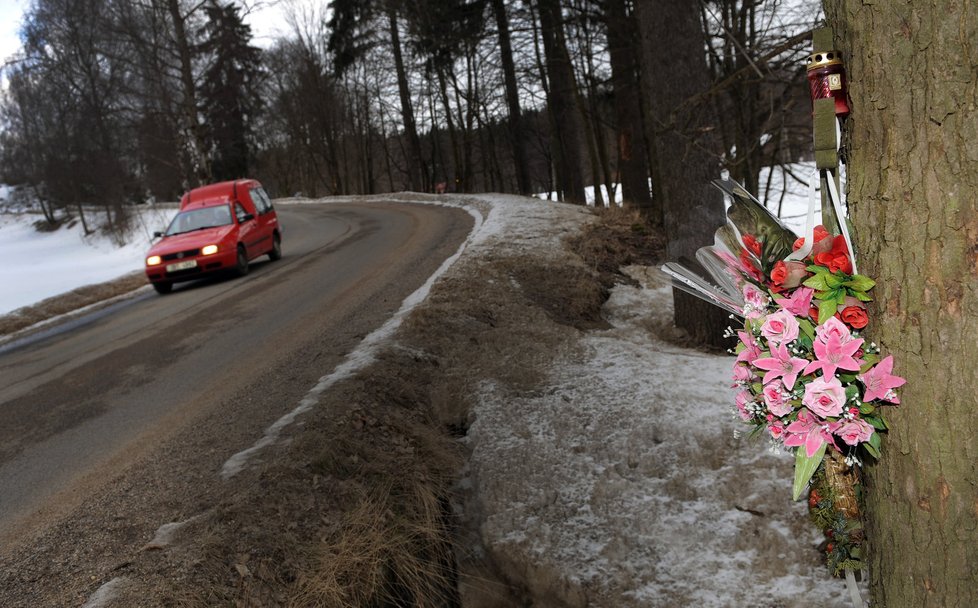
249;186;278;249
233;201;259;259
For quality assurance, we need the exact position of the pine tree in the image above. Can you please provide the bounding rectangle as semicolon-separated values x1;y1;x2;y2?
199;1;262;181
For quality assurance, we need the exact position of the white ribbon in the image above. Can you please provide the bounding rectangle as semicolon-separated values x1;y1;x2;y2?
786;167;821;262
845;569;867;607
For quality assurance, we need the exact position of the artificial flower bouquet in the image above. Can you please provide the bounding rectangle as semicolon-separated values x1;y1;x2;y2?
662;179;905;574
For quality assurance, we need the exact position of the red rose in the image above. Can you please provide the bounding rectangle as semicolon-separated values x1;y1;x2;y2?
814;235;852;274
840;305;869;329
793;225;832;252
742;234;762;257
770;260;809;288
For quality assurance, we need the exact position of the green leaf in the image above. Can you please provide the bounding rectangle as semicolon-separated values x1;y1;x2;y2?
826;273;845;289
860;353;879;369
864;438;881;459
844;275;877;292
835;289;848;305
850;290;873;302
818;298;838;324
845;384;859;401
866;415;888;431
804;274;830;291
792;443;827;501
869;430;883;449
798;318;815;340
858;402;877;415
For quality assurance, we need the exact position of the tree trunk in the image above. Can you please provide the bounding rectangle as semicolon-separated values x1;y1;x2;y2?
635;0;729;347
604;0;655;214
536;0;586;205
165;0;209;185
491;0;531;195
385;3;426;192
821;2;978;606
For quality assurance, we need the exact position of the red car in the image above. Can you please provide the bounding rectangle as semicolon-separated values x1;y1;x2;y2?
145;179;282;294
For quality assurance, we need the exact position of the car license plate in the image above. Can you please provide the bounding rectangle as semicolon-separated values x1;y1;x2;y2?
166;259;198;272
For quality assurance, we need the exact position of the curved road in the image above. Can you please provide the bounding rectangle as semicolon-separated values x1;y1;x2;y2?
0;200;472;551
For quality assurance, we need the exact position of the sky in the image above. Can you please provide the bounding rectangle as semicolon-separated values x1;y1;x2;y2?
0;0;294;70
0;0;29;68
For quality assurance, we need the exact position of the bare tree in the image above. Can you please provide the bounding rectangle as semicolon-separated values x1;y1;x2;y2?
635;0;729;347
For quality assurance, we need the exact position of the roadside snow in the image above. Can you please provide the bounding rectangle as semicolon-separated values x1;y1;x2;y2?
447;192;856;607
0;206;176;315
468;264;853;606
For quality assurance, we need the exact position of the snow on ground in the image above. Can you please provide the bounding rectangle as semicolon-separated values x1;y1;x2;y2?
0;204;176;315
468;265;854;606
455;192;857;607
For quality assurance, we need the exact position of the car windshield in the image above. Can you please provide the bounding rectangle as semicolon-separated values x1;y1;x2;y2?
165;205;233;236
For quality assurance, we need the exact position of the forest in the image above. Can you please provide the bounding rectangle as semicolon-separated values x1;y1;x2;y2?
0;0;817;233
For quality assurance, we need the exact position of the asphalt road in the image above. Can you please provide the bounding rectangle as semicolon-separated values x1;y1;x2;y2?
0;200;473;549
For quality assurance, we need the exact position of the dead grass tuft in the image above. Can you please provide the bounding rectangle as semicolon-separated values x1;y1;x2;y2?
569;206;665;287
0;272;148;337
289;479;457;608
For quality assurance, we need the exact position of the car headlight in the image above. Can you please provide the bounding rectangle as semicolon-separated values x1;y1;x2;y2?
201;244;219;256
146;255;162;266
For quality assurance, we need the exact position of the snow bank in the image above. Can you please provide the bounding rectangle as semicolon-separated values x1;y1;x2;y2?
0;206;176;315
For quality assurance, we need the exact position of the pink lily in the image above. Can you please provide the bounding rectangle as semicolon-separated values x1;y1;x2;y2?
753;342;808;390
859;355;906;403
776;287;815;318
804;334;864;378
784;408;839;457
736;330;763;365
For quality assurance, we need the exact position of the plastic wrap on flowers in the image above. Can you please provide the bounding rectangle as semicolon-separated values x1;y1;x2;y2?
661;179;905;576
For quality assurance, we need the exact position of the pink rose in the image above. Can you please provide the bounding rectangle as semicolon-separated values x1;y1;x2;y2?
815;316;853;344
834;419;875;446
760;310;800;345
762;382;792;417
768;420;785;439
802;376;846;418
732;364;753;387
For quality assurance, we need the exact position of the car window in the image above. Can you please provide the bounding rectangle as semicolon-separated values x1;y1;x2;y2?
235;203;250;223
250;187;273;214
165;205;232;236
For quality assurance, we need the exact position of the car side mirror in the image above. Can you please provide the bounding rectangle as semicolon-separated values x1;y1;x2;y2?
241;213;254;223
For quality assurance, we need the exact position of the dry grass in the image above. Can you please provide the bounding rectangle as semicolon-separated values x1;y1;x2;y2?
289;481;456;608
569;206;665;282
0;272;148;337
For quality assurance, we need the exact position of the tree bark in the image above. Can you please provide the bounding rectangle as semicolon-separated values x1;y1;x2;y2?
635;0;729;347
605;0;653;214
385;2;427;192
536;0;586;205
165;0;210;185
491;0;531;195
821;2;978;606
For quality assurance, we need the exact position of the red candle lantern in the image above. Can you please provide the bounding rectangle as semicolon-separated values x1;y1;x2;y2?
806;50;850;118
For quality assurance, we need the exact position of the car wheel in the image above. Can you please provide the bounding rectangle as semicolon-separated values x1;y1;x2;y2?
153;281;172;295
268;233;282;261
234;245;250;277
